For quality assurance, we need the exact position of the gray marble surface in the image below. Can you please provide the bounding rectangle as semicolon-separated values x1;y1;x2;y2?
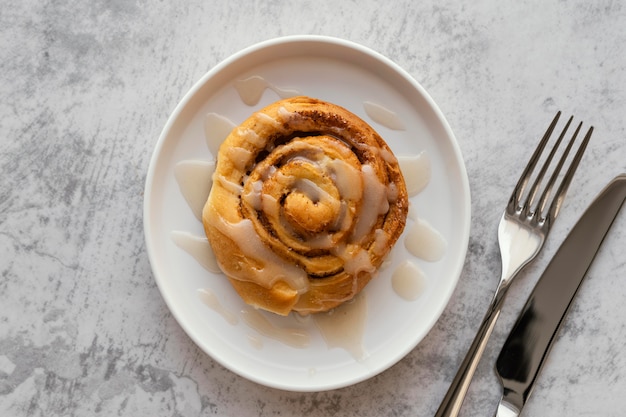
2;0;626;416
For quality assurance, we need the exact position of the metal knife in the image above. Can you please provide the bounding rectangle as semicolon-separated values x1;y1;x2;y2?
493;174;626;417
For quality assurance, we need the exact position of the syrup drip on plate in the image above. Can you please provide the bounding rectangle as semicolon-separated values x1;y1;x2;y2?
312;292;368;361
398;152;431;197
234;75;300;106
391;261;426;301
174;160;215;221
240;307;310;349
363;101;406;131
205;113;236;157
171;231;221;273
404;218;447;262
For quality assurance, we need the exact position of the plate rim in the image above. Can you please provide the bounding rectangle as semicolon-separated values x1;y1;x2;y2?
143;34;471;391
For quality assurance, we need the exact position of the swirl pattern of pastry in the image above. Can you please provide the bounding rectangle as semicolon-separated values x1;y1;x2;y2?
202;96;408;315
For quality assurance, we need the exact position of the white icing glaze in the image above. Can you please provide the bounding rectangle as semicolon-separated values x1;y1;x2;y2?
171;231;221;273
407;203;420;221
326;158;363;201
213;173;244;196
210;215;309;293
238;127;265;147
204;113;236;157
240;307;310;348
371;229;390;256
351;164;389;243
225;146;253;171
294;177;331;204
234;76;268;106
260;193;279;220
379;146;399;164
255;111;282;128
277;105;295;121
241;179;263;210
173;160;215;221
386;182;399;203
363;101;406;131
234;76;300;106
330;201;352;233
301;233;334;250
404;218;447;262
391;260;425;301
398;152;431;197
313;292;368;361
332;244;375;276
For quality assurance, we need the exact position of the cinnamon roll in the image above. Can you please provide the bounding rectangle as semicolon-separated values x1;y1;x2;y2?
202;96;408;315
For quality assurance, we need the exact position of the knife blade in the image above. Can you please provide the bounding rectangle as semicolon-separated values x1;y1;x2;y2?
493;174;626;417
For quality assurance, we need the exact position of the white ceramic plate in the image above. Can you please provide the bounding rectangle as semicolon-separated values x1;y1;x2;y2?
144;35;470;392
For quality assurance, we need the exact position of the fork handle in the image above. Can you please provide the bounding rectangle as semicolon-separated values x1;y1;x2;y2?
434;287;509;417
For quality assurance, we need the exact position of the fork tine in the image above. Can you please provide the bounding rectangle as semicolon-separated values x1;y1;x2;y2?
534;120;582;217
509;111;561;211
523;115;574;217
544;125;593;225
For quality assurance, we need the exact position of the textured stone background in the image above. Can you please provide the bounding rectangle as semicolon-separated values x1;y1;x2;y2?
1;1;625;416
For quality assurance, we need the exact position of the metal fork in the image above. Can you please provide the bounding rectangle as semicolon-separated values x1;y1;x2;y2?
434;112;593;417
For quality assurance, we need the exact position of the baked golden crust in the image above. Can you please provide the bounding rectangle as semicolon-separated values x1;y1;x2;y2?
202;96;408;315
